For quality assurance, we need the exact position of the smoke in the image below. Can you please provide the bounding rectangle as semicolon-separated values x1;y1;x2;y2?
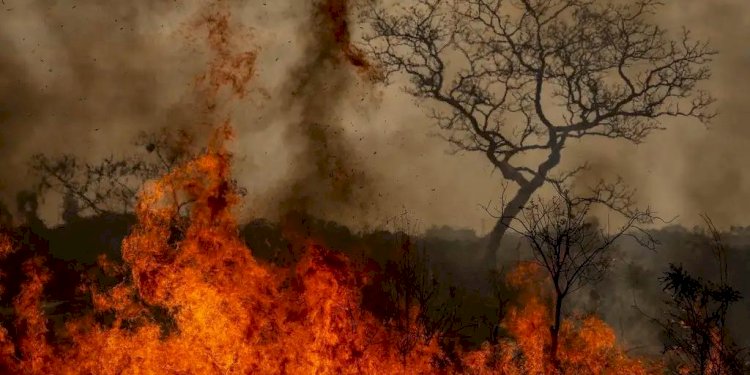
0;0;210;220
2;0;749;233
571;227;750;352
566;0;750;230
280;0;367;210
667;0;750;227
0;0;397;228
268;0;375;222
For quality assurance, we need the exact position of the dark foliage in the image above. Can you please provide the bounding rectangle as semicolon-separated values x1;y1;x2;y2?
653;218;748;374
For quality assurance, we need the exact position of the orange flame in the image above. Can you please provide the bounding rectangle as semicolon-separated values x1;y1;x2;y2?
463;263;659;374
0;124;443;374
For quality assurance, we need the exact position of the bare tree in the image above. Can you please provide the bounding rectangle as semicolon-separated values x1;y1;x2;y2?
362;0;715;268
506;182;656;366
29;128;246;220
30;129;194;216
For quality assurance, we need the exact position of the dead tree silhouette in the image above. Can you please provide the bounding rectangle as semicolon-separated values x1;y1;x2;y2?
506;182;656;367
363;0;715;269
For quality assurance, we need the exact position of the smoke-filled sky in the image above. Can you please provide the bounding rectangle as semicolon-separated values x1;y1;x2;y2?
1;0;748;234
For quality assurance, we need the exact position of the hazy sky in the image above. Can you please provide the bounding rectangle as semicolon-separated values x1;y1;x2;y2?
1;0;748;234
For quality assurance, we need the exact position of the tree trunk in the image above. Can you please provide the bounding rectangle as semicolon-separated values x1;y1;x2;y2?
550;294;563;371
483;184;538;269
483;142;563;269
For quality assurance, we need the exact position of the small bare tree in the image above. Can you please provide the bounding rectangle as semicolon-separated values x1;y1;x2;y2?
362;0;715;268
31;129;197;217
507;182;656;366
29;128;251;223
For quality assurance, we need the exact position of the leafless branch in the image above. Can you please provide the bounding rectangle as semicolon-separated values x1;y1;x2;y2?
362;0;715;266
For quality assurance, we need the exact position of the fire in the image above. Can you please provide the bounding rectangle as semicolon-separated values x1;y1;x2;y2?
0;1;659;373
0;128;661;373
462;263;658;375
0;124;443;374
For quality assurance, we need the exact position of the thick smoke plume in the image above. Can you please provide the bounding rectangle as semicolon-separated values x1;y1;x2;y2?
270;0;377;223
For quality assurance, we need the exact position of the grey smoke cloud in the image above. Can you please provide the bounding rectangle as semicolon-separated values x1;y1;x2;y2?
564;0;750;230
0;0;206;220
1;0;749;234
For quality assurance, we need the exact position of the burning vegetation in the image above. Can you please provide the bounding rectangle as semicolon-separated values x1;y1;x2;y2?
0;0;746;374
0;124;660;374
